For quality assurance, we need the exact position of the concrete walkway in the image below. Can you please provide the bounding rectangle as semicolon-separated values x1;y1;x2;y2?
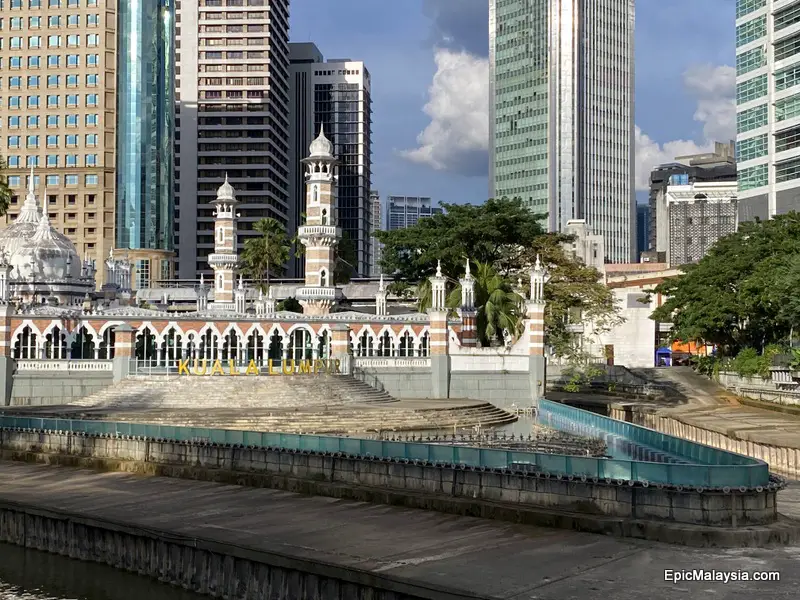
0;462;798;599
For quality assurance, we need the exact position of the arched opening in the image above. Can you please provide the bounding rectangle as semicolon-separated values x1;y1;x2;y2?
161;328;182;366
319;269;328;287
317;330;330;359
268;329;284;362
70;326;96;359
184;336;197;360
135;328;158;363
222;329;240;362
321;208;328;225
419;333;430;357
99;327;115;359
12;326;38;359
247;330;265;363
199;329;219;361
398;331;413;357
290;329;313;361
44;326;68;359
357;331;374;357
378;331;394;357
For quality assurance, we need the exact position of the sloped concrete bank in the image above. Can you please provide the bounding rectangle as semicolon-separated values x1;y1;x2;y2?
0;500;474;600
611;406;800;480
1;429;797;548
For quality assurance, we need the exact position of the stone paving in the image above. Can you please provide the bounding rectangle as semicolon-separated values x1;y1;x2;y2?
0;462;797;600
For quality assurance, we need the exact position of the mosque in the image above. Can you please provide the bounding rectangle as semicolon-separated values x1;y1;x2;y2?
0;127;552;400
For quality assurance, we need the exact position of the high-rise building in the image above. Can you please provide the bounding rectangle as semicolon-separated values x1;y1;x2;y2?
386;196;442;231
489;0;636;263
116;0;176;290
369;189;382;276
175;0;291;281
735;0;800;221
288;43;372;277
0;0;118;284
636;204;650;259
648;143;737;256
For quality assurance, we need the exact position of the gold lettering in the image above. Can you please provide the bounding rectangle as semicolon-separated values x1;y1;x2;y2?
229;360;240;375
298;360;312;374
268;359;279;376
192;359;208;376
325;359;334;374
210;360;225;376
177;359;190;375
313;359;325;374
282;359;295;375
245;360;260;376
334;359;341;374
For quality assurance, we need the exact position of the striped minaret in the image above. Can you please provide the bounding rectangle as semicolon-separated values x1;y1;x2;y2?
208;175;239;307
527;255;549;404
458;259;477;347
428;261;450;398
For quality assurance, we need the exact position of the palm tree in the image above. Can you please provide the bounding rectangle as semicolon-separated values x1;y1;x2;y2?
416;260;524;347
240;218;291;292
0;156;12;216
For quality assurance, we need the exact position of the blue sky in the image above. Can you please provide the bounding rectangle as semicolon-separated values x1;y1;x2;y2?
290;0;736;207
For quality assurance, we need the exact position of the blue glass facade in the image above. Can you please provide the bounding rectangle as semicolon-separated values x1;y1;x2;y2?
116;0;175;251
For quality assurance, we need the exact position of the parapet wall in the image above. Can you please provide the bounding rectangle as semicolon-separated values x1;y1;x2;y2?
9;372;113;407
0;429;779;533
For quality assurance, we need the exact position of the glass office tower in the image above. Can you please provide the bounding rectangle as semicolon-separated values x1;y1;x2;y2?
489;0;636;263
116;0;175;255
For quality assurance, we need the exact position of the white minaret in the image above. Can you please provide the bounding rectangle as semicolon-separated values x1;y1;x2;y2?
296;126;343;315
208;175;239;306
375;273;387;316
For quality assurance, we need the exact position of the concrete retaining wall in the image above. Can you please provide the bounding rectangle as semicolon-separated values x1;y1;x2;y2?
10;372;113;406
717;372;800;407
0;503;451;600
0;429;778;530
616;408;800;480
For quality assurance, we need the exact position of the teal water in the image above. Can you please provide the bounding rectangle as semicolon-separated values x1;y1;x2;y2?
0;543;205;600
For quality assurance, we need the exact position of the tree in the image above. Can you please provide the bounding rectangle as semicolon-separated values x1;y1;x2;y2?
393;199;621;354
239;218;291;292
334;232;357;285
0;156;11;216
277;297;303;313
649;213;800;355
375;197;546;282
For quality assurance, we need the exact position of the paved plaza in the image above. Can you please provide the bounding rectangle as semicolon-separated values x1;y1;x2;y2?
0;462;797;599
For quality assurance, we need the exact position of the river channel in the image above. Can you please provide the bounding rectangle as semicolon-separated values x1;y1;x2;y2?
0;542;205;600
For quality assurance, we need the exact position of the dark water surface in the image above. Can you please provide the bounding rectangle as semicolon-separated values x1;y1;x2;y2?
0;543;206;600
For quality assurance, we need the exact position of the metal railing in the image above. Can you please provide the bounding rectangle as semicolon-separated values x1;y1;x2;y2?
0;404;770;489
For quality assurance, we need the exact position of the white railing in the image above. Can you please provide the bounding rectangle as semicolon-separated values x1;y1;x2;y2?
15;360;114;372
295;286;338;298
299;225;340;237
353;357;431;369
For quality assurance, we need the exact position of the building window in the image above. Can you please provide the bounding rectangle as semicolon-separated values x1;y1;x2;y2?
736;15;766;47
738;163;768;191
85;174;98;185
65;174;79;186
776;93;800;122
136;259;151;289
46;174;59;186
737;103;768;133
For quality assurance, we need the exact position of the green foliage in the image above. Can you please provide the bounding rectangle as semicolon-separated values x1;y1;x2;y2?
375;197;546;282
698;344;787;379
277;297;303;313
240;218;291;292
650;213;800;354
562;353;606;392
0;156;9;216
377;197;622;353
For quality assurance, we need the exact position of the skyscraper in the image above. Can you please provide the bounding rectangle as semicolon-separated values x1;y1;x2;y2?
369;189;382;277
175;0;291;281
0;0;119;284
489;0;636;263
116;0;176;289
288;43;372;277
736;0;800;220
386;196;442;231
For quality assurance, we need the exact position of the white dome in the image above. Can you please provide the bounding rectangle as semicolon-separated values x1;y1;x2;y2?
9;213;81;282
215;174;236;202
0;176;81;283
308;125;334;157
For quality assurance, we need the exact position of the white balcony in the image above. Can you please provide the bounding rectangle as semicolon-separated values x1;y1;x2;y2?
299;225;340;238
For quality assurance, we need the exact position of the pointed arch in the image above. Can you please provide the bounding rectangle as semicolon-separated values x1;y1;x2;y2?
11;321;40;359
356;328;376;357
160;325;183;366
41;323;69;359
135;325;158;363
70;325;97;359
267;327;284;362
418;328;430;357
397;326;415;358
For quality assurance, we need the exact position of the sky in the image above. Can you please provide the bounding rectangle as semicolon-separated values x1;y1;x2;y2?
290;0;737;207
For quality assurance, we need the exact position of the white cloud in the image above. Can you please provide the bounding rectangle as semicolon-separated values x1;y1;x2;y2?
635;64;735;190
399;48;489;176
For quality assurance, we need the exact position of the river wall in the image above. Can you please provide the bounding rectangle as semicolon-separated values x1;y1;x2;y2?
0;502;459;600
0;429;780;534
